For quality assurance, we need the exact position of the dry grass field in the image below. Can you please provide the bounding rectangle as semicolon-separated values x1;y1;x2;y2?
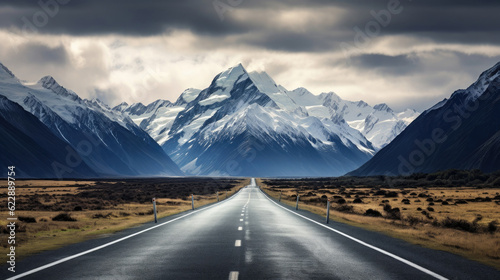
259;171;500;270
0;178;248;262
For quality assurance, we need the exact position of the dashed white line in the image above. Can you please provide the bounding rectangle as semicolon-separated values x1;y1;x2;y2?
229;271;239;280
238;226;243;231
235;240;241;247
240;219;243;221
241;214;244;216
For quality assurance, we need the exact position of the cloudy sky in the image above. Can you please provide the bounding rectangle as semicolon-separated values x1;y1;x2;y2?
1;0;499;111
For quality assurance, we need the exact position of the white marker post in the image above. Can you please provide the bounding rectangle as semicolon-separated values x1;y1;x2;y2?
295;195;300;210
191;194;195;210
152;197;157;223
217;191;219;202
326;199;331;224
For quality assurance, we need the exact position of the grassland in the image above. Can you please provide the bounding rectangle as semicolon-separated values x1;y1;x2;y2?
258;171;500;270
0;178;248;262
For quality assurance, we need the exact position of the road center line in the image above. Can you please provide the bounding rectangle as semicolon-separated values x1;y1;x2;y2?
6;188;244;280
238;226;243;231
229;271;239;280
235;240;241;247
240;219;243;221
259;188;448;280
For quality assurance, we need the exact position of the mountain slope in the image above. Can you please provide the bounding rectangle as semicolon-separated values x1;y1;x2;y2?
349;61;500;176
154;64;374;176
0;63;183;178
0;95;97;178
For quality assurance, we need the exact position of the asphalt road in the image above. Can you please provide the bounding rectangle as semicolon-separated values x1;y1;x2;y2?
2;178;499;279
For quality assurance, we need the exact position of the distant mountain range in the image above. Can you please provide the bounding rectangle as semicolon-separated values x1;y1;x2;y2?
0;61;423;178
114;64;418;177
0;63;182;178
349;61;500;176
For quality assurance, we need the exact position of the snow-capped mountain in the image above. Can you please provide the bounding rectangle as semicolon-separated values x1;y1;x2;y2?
118;64;417;176
350;61;500;176
0;62;183;178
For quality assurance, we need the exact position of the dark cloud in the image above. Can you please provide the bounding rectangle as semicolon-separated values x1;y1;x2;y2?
350;54;419;75
0;0;498;51
15;42;68;65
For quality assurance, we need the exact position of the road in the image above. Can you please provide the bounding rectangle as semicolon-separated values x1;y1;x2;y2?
2;178;499;279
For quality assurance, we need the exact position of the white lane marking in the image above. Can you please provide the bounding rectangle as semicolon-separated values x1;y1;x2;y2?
5;189;245;280
259;189;448;280
241;214;244;216
229;271;239;280
235;240;241;247
240;219;243;221
238;226;243;231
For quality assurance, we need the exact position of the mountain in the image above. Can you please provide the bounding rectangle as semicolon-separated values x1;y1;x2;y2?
118;64;410;176
0;62;183;178
349;61;500;176
119;64;417;177
0;95;97;178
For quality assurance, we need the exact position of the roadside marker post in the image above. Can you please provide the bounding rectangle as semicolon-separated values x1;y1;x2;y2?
152;198;157;223
326;199;330;224
217;191;219;202
295;195;300;210
191;194;195;210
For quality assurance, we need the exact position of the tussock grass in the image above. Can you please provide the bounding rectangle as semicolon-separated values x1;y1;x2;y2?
0;178;248;262
258;178;500;270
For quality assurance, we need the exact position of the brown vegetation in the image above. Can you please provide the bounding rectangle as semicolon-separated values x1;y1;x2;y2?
259;170;500;269
0;178;247;262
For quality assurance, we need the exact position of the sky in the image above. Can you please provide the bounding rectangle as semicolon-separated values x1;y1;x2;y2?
0;0;500;112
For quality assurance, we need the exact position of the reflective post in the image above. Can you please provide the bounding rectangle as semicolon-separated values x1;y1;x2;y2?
217;191;219;202
191;194;194;210
295;195;300;210
326;199;330;224
152;197;157;223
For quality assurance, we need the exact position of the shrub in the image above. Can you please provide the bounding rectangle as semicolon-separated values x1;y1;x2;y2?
427;207;435;212
385;192;398;198
352;198;363;203
335;198;346;204
406;215;422;226
73;206;83;211
402;198;410;204
52;213;76;222
441;217;479;233
488;220;498;233
18;216;37;223
334;205;354;213
364;209;382;217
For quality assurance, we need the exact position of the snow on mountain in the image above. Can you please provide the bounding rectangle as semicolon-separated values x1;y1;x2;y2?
350;61;500;176
0;63;183;178
119;63;419;176
134;64;376;176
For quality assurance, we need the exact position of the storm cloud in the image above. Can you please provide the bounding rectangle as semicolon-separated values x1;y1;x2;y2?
0;0;499;111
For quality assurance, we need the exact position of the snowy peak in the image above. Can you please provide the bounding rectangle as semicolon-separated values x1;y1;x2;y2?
0;63;16;80
113;102;129;112
175;88;201;105
465;61;500;100
213;63;248;89
38;76;80;101
373;103;393;113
